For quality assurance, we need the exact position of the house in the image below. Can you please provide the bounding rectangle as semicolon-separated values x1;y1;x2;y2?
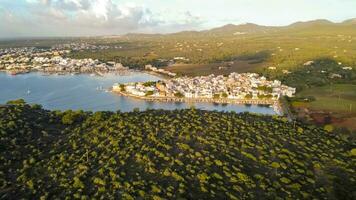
304;61;314;66
342;67;353;70
330;73;342;79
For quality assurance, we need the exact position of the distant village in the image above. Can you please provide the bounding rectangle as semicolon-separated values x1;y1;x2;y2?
0;44;188;77
0;44;128;75
113;73;296;101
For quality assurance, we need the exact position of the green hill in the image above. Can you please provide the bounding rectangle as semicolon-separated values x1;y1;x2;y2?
343;18;356;25
0;101;355;199
64;18;356;73
1;18;355;73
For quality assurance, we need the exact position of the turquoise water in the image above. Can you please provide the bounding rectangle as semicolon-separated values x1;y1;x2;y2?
0;72;276;114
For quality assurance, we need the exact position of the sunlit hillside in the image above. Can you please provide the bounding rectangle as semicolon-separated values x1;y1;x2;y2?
65;19;356;74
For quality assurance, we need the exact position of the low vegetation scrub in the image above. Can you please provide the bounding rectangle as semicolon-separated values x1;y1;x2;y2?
0;102;355;199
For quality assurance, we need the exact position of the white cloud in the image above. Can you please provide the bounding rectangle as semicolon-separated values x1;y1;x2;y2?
4;0;354;37
0;0;204;37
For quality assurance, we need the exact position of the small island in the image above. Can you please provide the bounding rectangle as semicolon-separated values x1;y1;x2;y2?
112;72;296;114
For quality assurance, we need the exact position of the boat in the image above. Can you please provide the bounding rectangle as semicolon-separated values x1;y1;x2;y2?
96;86;104;91
96;72;105;77
27;89;31;95
8;70;19;76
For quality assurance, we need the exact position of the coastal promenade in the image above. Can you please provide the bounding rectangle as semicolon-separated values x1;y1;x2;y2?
113;90;284;114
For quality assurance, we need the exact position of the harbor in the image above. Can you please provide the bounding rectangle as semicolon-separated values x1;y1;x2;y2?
0;72;277;114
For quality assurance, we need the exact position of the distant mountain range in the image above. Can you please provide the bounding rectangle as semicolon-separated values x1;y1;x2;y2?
342;18;356;24
200;19;356;35
124;18;356;38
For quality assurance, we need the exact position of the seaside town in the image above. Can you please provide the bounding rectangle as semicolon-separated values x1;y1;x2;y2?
113;73;296;103
0;44;129;75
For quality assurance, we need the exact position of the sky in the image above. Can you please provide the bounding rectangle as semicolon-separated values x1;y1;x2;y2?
0;0;355;38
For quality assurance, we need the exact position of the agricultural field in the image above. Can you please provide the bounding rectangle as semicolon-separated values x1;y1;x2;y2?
296;84;356;114
0;101;355;199
270;58;356;130
165;59;263;76
291;84;356;130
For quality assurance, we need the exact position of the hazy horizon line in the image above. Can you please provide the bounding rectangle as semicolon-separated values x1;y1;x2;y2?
0;17;354;40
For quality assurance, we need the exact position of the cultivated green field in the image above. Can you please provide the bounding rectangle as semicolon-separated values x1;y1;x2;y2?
296;84;356;114
291;84;356;130
165;60;263;76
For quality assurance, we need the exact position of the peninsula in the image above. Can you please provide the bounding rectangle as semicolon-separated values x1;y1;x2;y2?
112;72;296;113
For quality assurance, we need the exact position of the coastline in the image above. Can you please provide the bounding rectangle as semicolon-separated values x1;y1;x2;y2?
0;69;170;79
0;69;284;115
141;70;170;80
113;89;284;115
0;69;135;77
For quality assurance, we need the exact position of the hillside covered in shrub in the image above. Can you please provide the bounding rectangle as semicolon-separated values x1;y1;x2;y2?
0;101;355;199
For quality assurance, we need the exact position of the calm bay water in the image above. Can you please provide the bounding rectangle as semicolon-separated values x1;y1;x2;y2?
0;72;276;114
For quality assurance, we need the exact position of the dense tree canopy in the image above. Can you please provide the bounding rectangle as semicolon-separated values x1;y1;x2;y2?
0;102;355;199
